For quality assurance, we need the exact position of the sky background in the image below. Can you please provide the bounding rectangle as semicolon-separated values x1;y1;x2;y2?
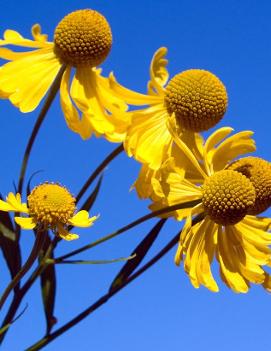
0;0;271;350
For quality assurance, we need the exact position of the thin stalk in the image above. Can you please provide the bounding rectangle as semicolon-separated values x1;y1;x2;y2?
56;199;201;262
0;230;45;310
76;144;124;203
17;64;66;195
26;215;202;351
0;237;58;344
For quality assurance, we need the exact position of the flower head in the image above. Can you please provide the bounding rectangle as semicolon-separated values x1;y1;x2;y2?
0;182;97;241
54;9;112;67
0;9;128;141
227;156;271;215
138;128;271;293
164;69;228;132
110;48;228;169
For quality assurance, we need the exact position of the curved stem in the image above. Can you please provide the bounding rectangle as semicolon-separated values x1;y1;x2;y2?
0;237;58;344
0;230;45;310
56;199;201;262
76;144;124;203
26;215;202;351
17;64;66;195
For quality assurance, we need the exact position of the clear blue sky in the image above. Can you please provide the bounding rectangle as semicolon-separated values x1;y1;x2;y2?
1;0;271;350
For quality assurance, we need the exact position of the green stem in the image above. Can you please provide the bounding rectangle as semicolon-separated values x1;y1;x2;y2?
76;144;124;203
0;237;58;344
17;64;66;195
56;199;201;262
0;230;45;310
26;215;202;351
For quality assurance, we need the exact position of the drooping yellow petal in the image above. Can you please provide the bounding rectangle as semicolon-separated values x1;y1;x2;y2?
93;70;130;142
70;66;129;141
227;226;265;284
31;24;48;43
189;219;218;292
0;28;51;48
203;127;233;175
242;215;271;231
231;224;271;265
15;216;36;230
134;164;157;199
262;273;271;292
175;211;193;266
60;66;93;139
57;224;79;241
147;47;168;96
0;47;37;61
211;131;256;172
235;220;271;245
217;226;249;293
68;210;97;228
109;72;163;105
0;193;29;213
0;47;61;112
125;106;172;169
167;114;207;179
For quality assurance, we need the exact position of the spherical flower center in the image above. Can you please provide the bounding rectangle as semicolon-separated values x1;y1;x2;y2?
28;183;76;226
54;9;112;67
227;157;271;215
164;69;228;132
202;170;255;225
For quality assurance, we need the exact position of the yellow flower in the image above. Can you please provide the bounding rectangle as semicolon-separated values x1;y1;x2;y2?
0;183;97;241
135;126;255;206
0;9;129;142
144;128;271;293
110;47;228;169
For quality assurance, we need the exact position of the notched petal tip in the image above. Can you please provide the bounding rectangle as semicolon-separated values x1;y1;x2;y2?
68;210;98;228
15;216;36;229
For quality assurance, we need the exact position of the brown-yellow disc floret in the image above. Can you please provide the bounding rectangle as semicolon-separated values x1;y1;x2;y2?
164;69;228;132
227;157;271;215
28;183;76;226
202;170;255;225
54;9;112;67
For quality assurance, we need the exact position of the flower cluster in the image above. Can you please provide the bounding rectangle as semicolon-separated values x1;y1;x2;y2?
0;8;270;293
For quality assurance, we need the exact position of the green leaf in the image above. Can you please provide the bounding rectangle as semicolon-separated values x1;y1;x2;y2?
39;232;57;335
0;199;22;279
109;218;167;292
50;255;136;265
0;304;28;336
26;170;43;197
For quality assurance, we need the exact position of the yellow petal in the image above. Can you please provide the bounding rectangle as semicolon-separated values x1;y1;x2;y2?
60;66;93;139
0;48;61;112
31;24;48;43
68;210;98;228
0;192;29;213
0;28;51;48
167;114;207;179
262;273;271;292
212;131;256;172
15;216;36;229
125;106;172;169
217;226;249;293
0;47;35;61
109;72;163;105
243;215;271;231
57;224;79;241
148;47;169;95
